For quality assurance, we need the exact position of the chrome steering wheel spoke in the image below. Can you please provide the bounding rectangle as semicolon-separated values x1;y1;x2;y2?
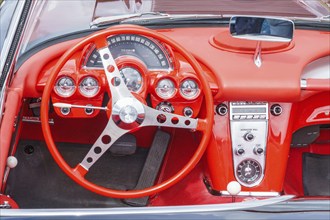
141;105;198;130
98;46;134;103
79;45;136;171
80;119;128;170
79;42;199;172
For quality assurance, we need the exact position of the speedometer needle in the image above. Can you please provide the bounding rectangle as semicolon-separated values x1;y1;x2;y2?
53;103;108;111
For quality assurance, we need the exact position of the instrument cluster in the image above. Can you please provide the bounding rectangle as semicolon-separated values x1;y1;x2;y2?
50;34;203;118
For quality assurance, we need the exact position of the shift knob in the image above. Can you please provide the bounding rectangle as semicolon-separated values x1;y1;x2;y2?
227;181;241;195
7;156;18;168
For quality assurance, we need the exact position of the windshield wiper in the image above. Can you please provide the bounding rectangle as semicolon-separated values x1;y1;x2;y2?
90;12;170;28
90;13;225;28
123;14;226;25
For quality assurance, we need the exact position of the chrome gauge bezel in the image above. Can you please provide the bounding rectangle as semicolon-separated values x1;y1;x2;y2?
155;78;177;99
78;76;100;98
236;159;262;185
119;67;143;93
179;78;201;100
54;76;76;98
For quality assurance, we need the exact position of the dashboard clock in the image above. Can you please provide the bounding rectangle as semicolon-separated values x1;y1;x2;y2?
236;159;262;185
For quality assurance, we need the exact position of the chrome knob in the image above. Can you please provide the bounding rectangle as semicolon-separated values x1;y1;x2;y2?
236;148;245;156
215;104;228;116
183;107;193;117
271;104;282;116
60;107;70;115
254;147;264;155
243;133;255;142
85;104;94;115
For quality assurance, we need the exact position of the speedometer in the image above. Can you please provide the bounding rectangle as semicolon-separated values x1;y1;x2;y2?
85;34;171;70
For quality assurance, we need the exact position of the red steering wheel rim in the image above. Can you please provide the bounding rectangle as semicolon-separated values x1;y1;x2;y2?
41;25;214;198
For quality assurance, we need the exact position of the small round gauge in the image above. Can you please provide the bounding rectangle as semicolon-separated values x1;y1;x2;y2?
119;67;143;92
79;76;100;97
236;159;262;185
54;76;76;97
156;78;176;99
180;79;200;99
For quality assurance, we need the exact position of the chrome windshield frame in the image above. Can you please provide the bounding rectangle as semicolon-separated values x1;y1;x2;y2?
0;0;29;124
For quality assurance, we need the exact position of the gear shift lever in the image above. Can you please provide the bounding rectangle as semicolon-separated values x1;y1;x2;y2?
227;181;241;202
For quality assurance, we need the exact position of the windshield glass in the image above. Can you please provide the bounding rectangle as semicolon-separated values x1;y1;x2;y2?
20;0;329;53
0;0;18;56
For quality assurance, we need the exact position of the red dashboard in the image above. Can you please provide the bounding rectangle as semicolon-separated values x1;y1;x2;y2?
4;26;330;197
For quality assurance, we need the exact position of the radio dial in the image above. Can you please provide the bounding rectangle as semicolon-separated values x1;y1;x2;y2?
243;133;255;142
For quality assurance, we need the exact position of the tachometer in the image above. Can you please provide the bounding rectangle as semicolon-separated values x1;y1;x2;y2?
119;67;142;92
85;34;170;70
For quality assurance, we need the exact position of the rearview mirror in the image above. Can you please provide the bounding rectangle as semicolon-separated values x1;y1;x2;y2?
230;16;294;42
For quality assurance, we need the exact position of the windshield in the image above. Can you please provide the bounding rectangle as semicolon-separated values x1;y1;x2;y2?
0;0;18;56
19;0;329;53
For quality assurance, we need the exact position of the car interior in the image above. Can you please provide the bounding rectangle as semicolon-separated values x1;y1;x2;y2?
0;0;329;210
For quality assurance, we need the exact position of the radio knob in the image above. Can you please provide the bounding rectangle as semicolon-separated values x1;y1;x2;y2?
254;147;264;155
243;133;255;142
236;148;245;156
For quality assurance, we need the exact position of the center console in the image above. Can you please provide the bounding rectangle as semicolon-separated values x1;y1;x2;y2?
229;102;268;187
206;101;292;196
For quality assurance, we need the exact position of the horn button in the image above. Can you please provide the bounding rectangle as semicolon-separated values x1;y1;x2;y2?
112;98;145;129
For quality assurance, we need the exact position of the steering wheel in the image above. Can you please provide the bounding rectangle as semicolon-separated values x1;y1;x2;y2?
41;25;214;198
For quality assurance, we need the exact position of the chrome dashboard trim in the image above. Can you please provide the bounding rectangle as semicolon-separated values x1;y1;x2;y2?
220;191;280;197
82;65;173;73
301;56;330;79
254;41;262;68
300;79;307;89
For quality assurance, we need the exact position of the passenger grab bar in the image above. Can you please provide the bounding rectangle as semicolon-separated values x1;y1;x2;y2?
301;78;330;91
